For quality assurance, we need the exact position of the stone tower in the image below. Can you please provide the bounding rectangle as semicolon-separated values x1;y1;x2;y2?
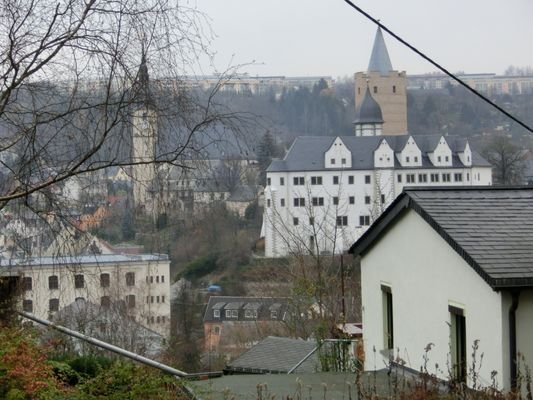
354;27;407;135
132;54;157;210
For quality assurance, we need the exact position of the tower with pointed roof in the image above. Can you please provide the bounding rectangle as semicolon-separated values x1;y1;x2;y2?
132;54;157;210
354;27;407;135
354;84;384;136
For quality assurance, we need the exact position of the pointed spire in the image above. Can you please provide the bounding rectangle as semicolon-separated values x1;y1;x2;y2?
135;50;154;107
354;84;383;124
368;27;393;75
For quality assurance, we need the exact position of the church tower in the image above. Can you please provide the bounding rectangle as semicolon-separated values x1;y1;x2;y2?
132;54;157;210
354;27;407;135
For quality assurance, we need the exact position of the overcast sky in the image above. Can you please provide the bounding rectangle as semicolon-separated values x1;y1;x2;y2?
192;0;533;78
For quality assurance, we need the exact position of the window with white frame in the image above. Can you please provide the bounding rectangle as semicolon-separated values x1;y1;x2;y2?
359;215;370;226
293;197;305;207
293;176;305;185
311;176;322;185
312;197;324;206
336;216;348;226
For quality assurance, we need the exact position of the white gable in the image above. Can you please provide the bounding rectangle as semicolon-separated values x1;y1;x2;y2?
429;136;453;167
458;142;472;166
374;139;394;168
399;136;422;167
325;137;352;168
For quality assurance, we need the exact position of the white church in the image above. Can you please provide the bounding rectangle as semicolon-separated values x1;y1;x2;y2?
261;28;492;258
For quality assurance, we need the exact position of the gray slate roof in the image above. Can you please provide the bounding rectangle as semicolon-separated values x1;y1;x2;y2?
1;253;168;268
203;296;289;322
349;187;533;289
225;336;319;374
354;86;384;124
368;27;393;75
267;135;489;173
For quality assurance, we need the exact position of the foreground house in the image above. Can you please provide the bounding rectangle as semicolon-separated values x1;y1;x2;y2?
349;187;533;390
4;253;171;338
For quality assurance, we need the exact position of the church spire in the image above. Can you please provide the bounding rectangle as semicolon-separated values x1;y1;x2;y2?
367;27;393;75
135;51;154;108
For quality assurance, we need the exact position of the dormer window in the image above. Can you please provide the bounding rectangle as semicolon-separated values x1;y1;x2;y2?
341;158;346;165
445;156;449;162
414;156;418;163
438;156;442;163
331;158;336;165
406;156;410;163
271;310;278;319
467;156;470;163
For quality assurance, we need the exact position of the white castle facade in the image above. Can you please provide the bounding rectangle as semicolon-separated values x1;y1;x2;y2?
261;28;493;258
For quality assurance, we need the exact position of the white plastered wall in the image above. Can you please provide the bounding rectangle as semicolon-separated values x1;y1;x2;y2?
361;210;505;388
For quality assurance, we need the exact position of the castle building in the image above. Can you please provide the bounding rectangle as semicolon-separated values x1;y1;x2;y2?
354;27;407;135
261;27;492;258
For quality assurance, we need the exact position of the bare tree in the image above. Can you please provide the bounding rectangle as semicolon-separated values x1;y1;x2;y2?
482;135;526;185
0;0;259;340
0;0;251;215
264;180;361;338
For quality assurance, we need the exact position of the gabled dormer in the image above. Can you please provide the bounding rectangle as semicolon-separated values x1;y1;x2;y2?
325;137;352;168
374;138;394;168
457;141;472;167
429;136;453;167
398;136;422;167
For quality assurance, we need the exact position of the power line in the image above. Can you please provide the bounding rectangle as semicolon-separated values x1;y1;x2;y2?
342;0;533;135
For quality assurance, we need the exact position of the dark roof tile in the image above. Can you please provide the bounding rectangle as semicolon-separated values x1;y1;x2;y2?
350;187;533;288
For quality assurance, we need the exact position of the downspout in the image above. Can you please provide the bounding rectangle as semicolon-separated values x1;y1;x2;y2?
509;290;521;390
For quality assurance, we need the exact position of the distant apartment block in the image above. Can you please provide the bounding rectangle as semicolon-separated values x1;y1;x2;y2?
407;73;533;95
